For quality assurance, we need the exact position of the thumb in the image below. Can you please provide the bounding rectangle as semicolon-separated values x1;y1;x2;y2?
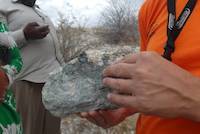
27;22;39;27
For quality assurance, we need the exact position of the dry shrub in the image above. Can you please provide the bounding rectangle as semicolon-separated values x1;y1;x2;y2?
57;12;89;63
97;0;139;44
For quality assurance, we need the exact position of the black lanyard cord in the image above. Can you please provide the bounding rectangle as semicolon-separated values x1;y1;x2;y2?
163;0;197;61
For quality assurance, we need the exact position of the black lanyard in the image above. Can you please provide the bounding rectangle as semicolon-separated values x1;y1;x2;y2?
163;0;197;61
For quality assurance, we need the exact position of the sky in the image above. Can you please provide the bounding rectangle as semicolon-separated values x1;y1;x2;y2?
37;0;144;26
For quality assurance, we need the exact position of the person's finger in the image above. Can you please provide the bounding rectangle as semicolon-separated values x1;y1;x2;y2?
80;112;98;125
120;53;139;64
86;115;98;125
103;78;133;94
35;31;49;39
89;111;106;127
40;31;49;37
112;57;125;64
107;93;137;108
42;27;50;33
103;63;134;78
80;112;88;118
37;25;49;32
98;110;112;128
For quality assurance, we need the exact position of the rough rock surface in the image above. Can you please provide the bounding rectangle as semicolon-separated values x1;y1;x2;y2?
42;54;118;117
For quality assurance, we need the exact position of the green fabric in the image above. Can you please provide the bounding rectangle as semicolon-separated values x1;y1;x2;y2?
0;89;22;134
0;22;23;133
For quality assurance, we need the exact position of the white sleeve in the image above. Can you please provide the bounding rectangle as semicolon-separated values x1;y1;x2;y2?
0;11;27;48
9;28;27;48
0;11;6;24
0;12;11;47
0;33;11;47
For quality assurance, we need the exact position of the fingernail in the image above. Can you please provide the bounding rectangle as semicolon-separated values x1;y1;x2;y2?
103;78;109;87
102;79;106;84
107;93;112;99
81;112;86;116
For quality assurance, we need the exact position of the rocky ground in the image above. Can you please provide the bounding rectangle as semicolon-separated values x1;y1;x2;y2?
61;114;138;134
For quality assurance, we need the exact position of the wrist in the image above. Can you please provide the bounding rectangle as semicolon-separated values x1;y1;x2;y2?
23;29;29;40
183;96;200;122
10;29;27;47
180;76;200;122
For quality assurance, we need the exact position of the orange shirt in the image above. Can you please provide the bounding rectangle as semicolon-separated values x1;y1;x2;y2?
137;0;200;134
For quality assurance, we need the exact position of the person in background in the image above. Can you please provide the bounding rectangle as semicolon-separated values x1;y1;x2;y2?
81;0;200;134
0;19;23;134
0;0;64;134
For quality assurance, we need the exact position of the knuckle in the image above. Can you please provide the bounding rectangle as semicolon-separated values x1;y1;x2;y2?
115;80;122;91
135;67;147;77
115;64;123;76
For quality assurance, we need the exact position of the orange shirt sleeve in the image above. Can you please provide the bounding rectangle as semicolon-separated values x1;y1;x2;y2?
138;1;148;51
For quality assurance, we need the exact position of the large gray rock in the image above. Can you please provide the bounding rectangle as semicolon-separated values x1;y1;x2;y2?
42;55;118;118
